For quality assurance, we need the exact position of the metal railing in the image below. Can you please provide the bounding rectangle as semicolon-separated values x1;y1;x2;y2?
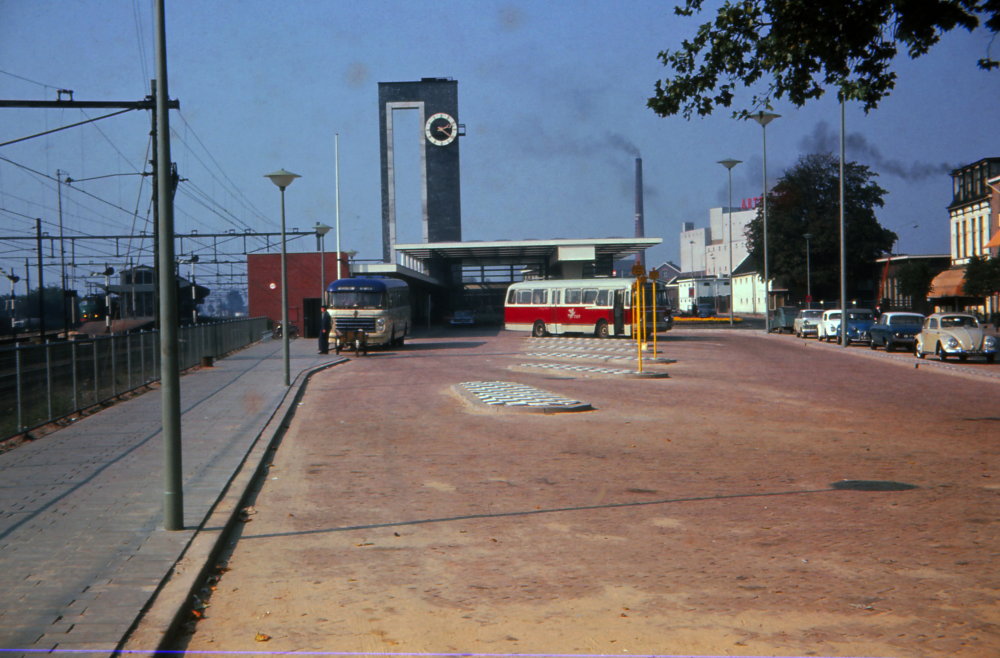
0;317;269;442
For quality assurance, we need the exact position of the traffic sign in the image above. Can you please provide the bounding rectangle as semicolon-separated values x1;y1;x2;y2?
631;264;645;276
806;294;812;303
648;269;659;280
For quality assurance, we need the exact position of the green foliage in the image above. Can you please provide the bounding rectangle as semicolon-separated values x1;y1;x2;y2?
744;153;896;300
962;254;1000;297
896;260;939;302
648;0;999;119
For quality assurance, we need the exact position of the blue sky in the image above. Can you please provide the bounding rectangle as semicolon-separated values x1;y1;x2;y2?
1;0;998;294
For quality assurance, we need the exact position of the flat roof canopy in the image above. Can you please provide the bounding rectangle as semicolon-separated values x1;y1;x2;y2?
394;237;662;266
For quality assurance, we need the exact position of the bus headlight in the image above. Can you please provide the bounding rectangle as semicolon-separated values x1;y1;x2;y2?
376;318;386;332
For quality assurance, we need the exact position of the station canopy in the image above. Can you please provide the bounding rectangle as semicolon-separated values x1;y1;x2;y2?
394;237;661;267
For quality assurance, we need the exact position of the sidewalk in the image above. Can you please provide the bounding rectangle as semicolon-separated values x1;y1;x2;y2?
0;338;341;656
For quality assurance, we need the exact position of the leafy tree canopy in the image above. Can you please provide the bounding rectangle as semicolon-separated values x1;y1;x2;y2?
649;0;1000;119
744;153;896;301
896;260;939;302
962;254;1000;297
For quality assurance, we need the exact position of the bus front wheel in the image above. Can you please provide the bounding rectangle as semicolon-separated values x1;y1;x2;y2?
532;321;546;337
595;320;609;339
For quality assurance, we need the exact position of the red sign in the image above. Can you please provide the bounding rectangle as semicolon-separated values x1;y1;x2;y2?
741;196;762;210
805;294;812;303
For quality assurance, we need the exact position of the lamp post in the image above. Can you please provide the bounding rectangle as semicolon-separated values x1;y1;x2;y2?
804;233;812;309
688;239;695;314
751;111;780;332
335;133;342;282
314;222;331;302
719;158;741;325
838;98;848;347
265;168;300;387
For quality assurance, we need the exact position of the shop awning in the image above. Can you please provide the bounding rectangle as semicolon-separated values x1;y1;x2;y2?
928;267;967;298
986;231;1000;250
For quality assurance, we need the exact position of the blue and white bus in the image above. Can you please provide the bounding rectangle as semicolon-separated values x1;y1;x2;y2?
325;277;411;348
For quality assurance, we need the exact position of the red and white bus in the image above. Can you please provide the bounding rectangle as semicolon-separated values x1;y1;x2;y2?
504;278;673;338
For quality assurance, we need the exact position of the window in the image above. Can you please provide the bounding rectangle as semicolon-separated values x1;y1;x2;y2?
929;319;938;329
552;290;561;305
582;289;598;305
507;289;516;305
532;289;547;305
565;289;582;304
595;290;609;307
517;290;532;304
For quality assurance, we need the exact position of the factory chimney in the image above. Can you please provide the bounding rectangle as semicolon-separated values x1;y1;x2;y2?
634;158;645;267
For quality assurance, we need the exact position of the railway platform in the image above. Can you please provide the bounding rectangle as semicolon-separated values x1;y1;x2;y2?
0;337;341;657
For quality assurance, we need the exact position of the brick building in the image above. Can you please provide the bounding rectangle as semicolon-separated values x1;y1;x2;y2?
247;252;350;338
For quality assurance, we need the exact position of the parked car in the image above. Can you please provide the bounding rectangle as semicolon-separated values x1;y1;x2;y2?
915;312;998;363
836;309;876;345
450;309;475;326
817;310;842;341
770;306;799;333
696;303;717;318
869;312;925;352
793;309;824;338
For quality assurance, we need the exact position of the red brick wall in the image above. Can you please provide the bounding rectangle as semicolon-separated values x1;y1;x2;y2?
247;252;350;333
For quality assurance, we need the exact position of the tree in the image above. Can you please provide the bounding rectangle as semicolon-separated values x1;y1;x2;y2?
744;153;896;301
648;0;1000;119
962;254;1000;297
896;260;939;303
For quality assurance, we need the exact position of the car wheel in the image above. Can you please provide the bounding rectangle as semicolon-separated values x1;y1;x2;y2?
885;341;895;352
915;338;925;359
869;338;878;350
595;320;609;339
532;320;546;338
938;343;948;361
845;337;851;347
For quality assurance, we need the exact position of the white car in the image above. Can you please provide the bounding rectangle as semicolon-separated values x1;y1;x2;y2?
794;309;824;338
816;310;842;342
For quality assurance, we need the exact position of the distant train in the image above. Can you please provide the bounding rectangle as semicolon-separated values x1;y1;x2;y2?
77;296;107;322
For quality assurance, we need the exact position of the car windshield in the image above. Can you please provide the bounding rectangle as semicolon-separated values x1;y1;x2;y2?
940;315;979;328
331;291;385;309
826;312;841;320
802;311;823;319
889;315;923;326
848;312;872;321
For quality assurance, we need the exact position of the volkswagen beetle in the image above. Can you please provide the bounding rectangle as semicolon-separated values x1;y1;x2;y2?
915;312;997;363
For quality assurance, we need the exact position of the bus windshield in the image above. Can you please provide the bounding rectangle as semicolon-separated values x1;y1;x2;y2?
331;291;384;309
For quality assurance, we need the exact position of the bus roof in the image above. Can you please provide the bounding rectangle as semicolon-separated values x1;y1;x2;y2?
326;277;408;293
507;278;664;289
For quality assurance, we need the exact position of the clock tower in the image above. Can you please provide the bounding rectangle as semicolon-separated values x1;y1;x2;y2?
378;78;463;263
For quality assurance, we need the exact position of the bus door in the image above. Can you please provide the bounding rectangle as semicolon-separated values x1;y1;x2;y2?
613;290;625;335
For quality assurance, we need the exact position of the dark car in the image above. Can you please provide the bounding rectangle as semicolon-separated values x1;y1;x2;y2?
770;306;799;333
696;303;717;318
837;309;876;345
869;312;924;352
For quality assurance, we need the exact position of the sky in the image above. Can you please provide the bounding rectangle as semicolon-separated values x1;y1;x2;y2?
1;0;999;299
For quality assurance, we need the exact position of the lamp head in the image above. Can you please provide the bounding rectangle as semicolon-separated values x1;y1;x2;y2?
314;222;332;237
264;169;301;190
718;158;741;170
750;111;780;127
803;233;812;240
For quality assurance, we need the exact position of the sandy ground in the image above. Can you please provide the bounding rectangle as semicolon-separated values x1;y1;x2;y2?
172;329;999;657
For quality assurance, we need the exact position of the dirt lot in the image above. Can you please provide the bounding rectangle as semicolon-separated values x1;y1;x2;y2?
173;328;999;657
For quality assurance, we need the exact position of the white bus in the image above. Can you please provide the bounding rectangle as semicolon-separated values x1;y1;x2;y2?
325;277;411;348
504;278;673;338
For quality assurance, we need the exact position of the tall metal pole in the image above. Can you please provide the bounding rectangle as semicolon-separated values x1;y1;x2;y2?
839;97;848;347
751;112;779;332
280;187;290;386
150;80;161;332
320;233;326;300
335;133;342;281
35;218;45;340
155;0;184;531
57;170;69;338
719;159;740;326
804;234;812;309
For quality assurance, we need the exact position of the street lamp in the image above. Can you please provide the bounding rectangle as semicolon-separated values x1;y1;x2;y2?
803;234;812;309
688;239;696;314
751;111;780;332
264;168;300;387
719;158;741;326
314;222;331;302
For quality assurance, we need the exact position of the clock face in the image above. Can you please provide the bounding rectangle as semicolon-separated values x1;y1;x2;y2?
425;112;458;146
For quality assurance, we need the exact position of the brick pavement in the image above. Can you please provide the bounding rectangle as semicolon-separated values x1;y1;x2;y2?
0;338;338;657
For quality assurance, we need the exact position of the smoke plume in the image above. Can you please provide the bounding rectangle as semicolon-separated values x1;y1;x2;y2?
799;122;953;181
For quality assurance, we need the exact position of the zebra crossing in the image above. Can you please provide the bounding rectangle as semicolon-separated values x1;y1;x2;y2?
513;362;669;378
458;381;590;411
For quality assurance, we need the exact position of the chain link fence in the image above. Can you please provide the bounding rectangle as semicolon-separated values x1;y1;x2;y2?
0;317;269;442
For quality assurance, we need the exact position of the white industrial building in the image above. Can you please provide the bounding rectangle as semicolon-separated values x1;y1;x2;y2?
679;206;757;277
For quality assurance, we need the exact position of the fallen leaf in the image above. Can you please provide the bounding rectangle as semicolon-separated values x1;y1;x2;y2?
255;632;271;642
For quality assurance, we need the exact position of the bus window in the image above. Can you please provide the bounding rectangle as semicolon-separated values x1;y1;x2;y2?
507;289;516;304
552;290;561;305
566;289;582;304
331;291;384;309
532;289;547;304
517;289;532;304
595;290;609;307
582;289;598;305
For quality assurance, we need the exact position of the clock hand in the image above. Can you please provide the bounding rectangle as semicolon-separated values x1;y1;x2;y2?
436;124;453;136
